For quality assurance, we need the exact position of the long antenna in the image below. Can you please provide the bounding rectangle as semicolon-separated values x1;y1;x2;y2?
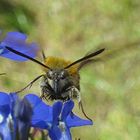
64;48;105;69
41;50;46;62
6;47;52;70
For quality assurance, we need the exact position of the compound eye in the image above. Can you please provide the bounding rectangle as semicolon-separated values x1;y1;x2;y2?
60;71;66;79
47;70;53;79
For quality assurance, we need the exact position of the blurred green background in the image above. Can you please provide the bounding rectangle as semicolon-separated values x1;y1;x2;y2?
0;0;140;139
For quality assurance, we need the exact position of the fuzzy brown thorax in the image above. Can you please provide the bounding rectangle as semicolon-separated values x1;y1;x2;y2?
43;56;79;76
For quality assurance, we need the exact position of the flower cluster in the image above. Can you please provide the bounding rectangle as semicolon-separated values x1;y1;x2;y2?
0;93;92;140
0;92;32;140
0;31;93;140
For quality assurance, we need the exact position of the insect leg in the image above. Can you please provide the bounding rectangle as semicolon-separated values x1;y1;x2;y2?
78;100;92;121
63;86;92;121
40;78;55;100
72;87;92;121
16;74;44;93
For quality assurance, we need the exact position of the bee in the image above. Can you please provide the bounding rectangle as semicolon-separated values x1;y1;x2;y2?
6;46;104;120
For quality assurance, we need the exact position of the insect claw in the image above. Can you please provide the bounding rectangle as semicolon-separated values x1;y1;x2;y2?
78;100;92;121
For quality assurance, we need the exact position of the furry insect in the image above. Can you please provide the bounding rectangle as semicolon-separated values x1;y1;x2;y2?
6;46;105;120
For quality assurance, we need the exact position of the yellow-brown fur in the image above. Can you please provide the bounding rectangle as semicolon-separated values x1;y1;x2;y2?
43;56;79;76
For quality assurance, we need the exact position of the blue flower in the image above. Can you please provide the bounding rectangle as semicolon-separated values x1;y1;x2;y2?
26;94;93;140
0;92;33;140
0;92;12;140
0;31;39;61
0;93;93;140
13;95;33;140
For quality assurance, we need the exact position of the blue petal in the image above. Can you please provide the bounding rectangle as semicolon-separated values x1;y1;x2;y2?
9;93;19;103
59;127;72;140
9;93;19;118
25;94;52;123
14;97;32;122
13;98;32;140
61;100;74;121
0;92;12;140
0;31;39;61
52;101;63;125
48;125;62;140
66;113;93;128
0;105;10;119
0;120;12;140
24;94;42;107
0;92;10;106
3;32;27;41
31;120;49;129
